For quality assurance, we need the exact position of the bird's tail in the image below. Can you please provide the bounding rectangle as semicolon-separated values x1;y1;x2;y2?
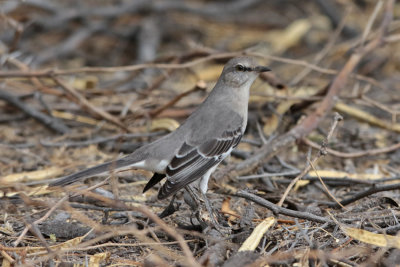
49;157;138;187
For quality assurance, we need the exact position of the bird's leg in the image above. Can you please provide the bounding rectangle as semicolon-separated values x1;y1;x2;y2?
184;185;225;230
201;191;222;229
184;185;200;211
184;186;208;229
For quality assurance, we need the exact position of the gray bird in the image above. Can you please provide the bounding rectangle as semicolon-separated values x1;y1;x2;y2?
51;56;270;201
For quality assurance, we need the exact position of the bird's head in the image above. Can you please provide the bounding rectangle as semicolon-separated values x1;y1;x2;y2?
220;56;270;88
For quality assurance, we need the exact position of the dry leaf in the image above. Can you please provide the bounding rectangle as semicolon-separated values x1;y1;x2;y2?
0;167;63;184
1;257;12;267
27;229;93;255
293;180;310;191
308;170;384;180
89;252;110;267
262;86;318;136
335;102;400;133
239;217;276;251
221;197;240;223
51;110;117;130
73;76;98;90
150;118;180;132
2;185;51;198
343;226;400;249
195;64;224;82
268;19;312;54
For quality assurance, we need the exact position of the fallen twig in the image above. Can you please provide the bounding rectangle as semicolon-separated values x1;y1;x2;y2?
149;82;206;118
40;131;164;148
334;102;400;133
302;138;400;158
327;182;400;209
0;86;70;134
234;190;331;224
54;186;200;267
277;113;343;207
53;77;129;131
13;195;69;246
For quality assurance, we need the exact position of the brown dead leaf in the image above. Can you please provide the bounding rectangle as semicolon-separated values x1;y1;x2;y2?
239;217;276;251
89;252;111;267
343;226;400;249
150;118;180;132
262;86;319;136
335;102;400;133
268;19;312;54
26;229;93;255
51;110;117;130
293;180;310;191
308;170;384;180
0;167;63;184
221;197;240;223
195;64;224;82
73;75;98;90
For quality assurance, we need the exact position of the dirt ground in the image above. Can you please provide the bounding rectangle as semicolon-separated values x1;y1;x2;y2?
1;0;400;266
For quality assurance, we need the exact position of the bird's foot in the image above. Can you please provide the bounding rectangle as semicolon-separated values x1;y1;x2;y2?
183;186;230;232
201;191;230;233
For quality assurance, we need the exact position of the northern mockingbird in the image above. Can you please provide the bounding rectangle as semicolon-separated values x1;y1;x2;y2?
51;56;270;205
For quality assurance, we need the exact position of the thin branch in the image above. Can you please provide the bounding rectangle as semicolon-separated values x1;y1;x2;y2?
361;0;384;45
327;183;400;208
302;138;400;158
0;86;70;134
0;50;388;94
234;190;332;224
40;131;165;148
149;82;206;118
277;113;342;207
13;195;69;247
53;77;129;131
57;186;200;267
308;158;347;210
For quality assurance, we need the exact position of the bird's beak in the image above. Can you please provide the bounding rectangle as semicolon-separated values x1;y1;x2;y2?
254;66;271;73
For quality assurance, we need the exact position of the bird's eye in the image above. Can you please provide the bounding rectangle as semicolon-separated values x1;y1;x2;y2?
235;64;245;71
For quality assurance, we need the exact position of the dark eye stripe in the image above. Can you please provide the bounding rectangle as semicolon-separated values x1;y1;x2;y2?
235;64;253;72
234;64;255;72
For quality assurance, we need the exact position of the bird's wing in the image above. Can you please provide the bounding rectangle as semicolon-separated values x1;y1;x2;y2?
157;127;242;199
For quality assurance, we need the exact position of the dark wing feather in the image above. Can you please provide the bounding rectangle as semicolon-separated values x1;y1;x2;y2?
157;128;242;199
159;158;218;199
169;149;198;170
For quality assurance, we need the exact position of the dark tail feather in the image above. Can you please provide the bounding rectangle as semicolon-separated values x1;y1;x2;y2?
143;173;166;193
50;158;131;187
